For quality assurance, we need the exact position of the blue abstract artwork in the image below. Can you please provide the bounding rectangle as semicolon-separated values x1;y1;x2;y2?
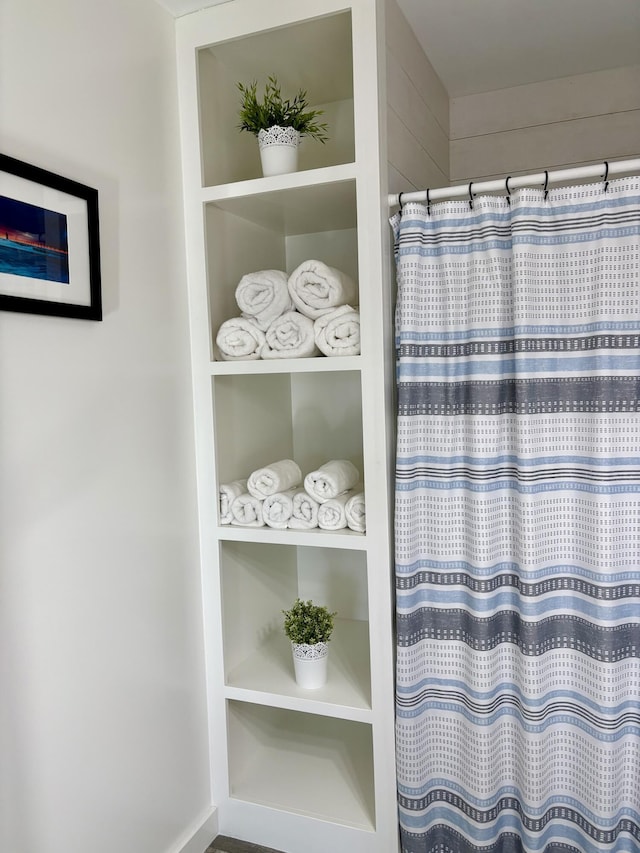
0;194;70;284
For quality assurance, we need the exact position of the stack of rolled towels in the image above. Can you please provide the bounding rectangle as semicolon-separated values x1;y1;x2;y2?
215;260;360;360
219;458;366;533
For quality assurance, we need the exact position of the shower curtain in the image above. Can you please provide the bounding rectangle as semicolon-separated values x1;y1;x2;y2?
391;176;640;853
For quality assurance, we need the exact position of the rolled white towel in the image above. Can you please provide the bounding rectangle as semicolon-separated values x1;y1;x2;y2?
247;459;302;500
345;490;366;533
230;493;264;527
263;488;297;529
288;260;358;320
304;459;360;504
236;269;292;331
215;317;265;361
288;488;319;530
261;311;319;359
314;305;361;357
219;479;248;524
317;491;351;530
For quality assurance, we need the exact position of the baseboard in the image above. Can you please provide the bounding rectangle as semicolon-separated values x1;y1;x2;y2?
167;805;218;853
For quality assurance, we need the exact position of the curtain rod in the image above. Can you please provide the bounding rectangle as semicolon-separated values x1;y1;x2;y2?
388;158;640;208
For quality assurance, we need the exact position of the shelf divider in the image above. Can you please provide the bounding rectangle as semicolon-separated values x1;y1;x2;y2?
210;355;362;375
201;162;358;203
217;525;367;550
225;618;372;718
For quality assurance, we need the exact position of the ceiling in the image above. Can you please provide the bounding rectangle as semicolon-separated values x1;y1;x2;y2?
155;0;640;97
397;0;640;96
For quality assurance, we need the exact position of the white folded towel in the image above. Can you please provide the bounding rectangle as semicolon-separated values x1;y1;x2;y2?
236;269;292;331
247;459;302;500
288;488;319;530
230;493;264;527
317;491;351;530
261;311;319;359
345;490;366;533
314;305;361;357
288;260;358;319
219;479;248;524
215;317;265;361
263;488;297;529
304;459;360;504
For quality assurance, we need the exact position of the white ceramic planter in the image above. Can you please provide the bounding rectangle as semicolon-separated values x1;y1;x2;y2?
258;125;300;177
292;641;328;689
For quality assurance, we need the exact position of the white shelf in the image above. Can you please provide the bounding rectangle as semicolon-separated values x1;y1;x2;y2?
227;701;375;831
205;179;359;356
204;172;357;235
201;162;357;204
196;10;355;186
212;371;364;489
210;355;362;375
225;618;371;717
217;525;367;550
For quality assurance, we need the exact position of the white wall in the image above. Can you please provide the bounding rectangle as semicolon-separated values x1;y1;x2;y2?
0;2;212;852
450;64;640;181
385;0;449;195
384;19;640;192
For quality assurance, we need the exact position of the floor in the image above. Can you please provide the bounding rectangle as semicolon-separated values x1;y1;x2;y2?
207;837;284;853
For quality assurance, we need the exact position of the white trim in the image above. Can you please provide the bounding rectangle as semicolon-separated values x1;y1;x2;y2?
165;805;218;853
154;0;234;18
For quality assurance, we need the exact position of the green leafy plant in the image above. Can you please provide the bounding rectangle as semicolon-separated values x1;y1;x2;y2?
282;598;337;645
237;75;328;143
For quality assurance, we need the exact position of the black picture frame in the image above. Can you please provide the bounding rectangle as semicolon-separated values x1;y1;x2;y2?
0;153;102;321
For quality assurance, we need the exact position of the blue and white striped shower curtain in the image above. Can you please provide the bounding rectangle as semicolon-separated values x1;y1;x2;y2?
391;176;640;853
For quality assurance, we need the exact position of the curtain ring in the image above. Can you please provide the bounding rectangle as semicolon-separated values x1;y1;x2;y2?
505;175;511;207
468;181;474;210
398;192;404;212
543;170;549;201
603;161;609;193
426;188;431;216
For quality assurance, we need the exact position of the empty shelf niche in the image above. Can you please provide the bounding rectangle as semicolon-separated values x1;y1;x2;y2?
197;11;354;187
227;701;375;830
221;540;371;709
206;180;359;361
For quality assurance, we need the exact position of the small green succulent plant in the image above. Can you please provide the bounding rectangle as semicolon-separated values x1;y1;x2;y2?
282;598;337;645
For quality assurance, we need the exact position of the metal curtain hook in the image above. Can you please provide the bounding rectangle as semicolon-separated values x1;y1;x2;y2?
603;161;609;192
427;188;431;216
543;170;549;201
505;175;512;207
468;182;474;210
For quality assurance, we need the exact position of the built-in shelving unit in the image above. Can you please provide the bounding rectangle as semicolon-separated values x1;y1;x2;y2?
176;2;397;851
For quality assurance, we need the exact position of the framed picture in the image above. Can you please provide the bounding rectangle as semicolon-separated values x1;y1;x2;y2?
0;153;102;320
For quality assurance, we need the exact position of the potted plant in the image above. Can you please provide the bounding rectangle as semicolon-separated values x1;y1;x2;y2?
282;598;337;689
237;75;329;177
